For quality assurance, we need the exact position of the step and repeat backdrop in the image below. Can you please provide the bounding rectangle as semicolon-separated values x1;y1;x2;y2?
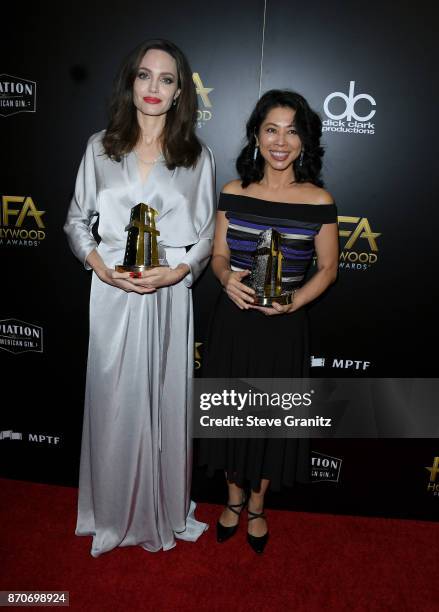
2;0;438;520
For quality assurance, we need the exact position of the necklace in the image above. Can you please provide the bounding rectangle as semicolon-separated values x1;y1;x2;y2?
134;150;162;165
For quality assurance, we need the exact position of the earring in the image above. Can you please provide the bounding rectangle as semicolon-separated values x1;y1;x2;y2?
172;98;177;107
253;145;259;161
299;149;304;167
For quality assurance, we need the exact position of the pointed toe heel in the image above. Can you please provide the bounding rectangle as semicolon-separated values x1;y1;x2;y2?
216;521;238;543
247;509;269;553
247;531;269;553
216;496;247;543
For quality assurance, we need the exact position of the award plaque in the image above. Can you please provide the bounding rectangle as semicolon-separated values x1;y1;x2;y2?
115;203;163;272
244;228;292;305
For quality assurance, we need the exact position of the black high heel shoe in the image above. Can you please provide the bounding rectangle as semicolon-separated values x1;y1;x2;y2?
216;496;247;543
247;509;269;553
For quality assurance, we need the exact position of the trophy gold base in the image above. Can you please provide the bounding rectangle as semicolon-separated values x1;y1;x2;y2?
253;291;292;306
115;264;163;273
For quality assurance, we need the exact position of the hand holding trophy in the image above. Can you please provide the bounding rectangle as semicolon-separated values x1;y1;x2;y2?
244;228;293;306
114;203;187;290
115;203;163;273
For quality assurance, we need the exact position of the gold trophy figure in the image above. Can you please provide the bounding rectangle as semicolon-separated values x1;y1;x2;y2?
245;228;292;305
115;203;163;272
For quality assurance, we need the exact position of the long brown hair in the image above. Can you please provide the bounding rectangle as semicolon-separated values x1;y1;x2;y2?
103;39;201;169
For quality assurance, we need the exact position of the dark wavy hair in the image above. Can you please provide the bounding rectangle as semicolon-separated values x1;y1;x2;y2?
236;89;324;187
102;39;201;169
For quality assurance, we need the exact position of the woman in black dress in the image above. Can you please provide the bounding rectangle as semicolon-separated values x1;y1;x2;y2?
199;90;339;553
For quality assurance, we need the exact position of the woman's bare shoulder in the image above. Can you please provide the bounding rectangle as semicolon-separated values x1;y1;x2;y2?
302;184;334;205
221;179;244;195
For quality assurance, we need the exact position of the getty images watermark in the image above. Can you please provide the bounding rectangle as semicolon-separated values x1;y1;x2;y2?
199;388;332;430
193;378;439;438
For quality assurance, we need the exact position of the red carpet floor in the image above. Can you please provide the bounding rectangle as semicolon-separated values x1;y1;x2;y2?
1;478;438;612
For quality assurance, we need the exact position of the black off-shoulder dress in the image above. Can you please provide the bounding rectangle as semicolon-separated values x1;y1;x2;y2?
199;193;338;491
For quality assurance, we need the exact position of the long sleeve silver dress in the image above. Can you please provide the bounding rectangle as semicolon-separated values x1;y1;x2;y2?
64;131;215;556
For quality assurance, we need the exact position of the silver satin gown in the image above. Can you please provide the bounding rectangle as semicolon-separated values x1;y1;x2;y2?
64;131;216;556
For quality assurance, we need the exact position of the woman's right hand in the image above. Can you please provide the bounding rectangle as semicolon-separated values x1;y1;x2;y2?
221;270;255;310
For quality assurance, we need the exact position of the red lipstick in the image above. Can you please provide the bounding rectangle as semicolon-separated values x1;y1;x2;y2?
143;97;161;104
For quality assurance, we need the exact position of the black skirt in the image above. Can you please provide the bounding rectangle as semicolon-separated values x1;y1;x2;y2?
198;291;310;492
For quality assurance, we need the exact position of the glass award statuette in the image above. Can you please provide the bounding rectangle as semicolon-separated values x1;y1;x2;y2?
115;203;162;272
245;228;292;305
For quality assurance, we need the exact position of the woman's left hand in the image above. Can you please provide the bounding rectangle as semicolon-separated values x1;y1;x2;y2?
249;300;297;316
112;264;188;290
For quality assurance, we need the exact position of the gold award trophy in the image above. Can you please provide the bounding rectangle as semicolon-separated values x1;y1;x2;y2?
115;203;163;272
244;228;292;305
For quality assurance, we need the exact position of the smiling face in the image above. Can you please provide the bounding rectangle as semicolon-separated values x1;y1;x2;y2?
257;106;302;173
132;48;181;117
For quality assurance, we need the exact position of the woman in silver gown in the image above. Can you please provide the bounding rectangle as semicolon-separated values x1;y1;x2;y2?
64;39;215;556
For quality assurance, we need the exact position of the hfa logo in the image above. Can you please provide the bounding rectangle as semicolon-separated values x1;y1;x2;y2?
338;216;381;271
0;195;46;247
323;81;376;135
0;74;36;117
425;457;439;496
195;342;203;370
193;73;213;127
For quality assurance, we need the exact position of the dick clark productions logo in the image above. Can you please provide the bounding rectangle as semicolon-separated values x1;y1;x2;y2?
323;81;376;135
